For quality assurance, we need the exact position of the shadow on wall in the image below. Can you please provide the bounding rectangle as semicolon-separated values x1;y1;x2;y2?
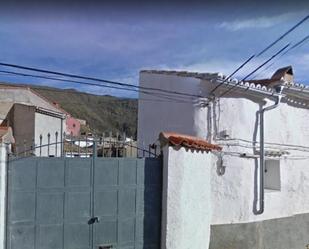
209;213;309;249
143;157;163;248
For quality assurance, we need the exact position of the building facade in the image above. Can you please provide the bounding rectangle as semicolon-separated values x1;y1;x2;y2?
0;84;65;123
65;116;81;136
138;67;309;248
4;103;65;157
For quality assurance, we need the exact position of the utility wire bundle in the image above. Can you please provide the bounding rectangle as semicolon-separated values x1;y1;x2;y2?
0;14;308;105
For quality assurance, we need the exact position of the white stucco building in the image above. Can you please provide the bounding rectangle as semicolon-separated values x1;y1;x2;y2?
138;66;309;249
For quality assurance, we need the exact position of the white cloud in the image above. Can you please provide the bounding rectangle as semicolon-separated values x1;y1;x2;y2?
219;12;300;31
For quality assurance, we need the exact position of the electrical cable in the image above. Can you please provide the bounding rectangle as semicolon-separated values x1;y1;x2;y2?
0;62;205;99
251;34;309;80
0;70;203;104
210;43;290;100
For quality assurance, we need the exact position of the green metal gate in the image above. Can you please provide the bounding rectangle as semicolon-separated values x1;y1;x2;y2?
6;156;162;249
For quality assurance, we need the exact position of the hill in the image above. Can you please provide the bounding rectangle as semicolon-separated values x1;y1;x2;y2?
31;86;138;137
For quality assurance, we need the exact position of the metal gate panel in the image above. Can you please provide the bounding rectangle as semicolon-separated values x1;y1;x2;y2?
64;158;92;249
93;158;162;249
7;157;162;249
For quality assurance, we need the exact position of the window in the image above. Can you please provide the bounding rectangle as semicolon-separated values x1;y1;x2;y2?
73;124;76;128
264;160;281;191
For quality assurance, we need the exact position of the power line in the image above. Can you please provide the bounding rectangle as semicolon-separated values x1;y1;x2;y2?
0;70;203;104
251;34;309;80
208;54;255;96
1;15;307;104
207;15;309;98
215;43;290;98
257;14;309;57
216;137;309;151
0;62;205;99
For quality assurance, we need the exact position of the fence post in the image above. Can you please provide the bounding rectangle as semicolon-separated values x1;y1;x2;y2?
55;132;58;157
116;132;119;157
71;132;73;158
39;135;43;157
122;132;126;157
109;132;112;157
93;139;97;158
47;133;51;157
62;132;66;157
102;133;105;158
0;143;8;249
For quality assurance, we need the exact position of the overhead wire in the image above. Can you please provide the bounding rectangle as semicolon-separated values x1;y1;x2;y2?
0;70;204;104
0;62;205;99
209;43;290;100
257;14;309;57
215;137;309;151
250;34;309;80
209;14;309;97
208;54;255;96
0;15;308;106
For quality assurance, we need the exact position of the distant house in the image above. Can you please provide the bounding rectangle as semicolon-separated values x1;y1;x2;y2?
0;84;67;123
76;118;86;126
65;116;88;137
0;84;69;156
66;116;81;136
3;103;65;156
0;83;83;138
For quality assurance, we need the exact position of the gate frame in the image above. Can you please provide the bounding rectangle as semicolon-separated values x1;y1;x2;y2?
4;139;162;249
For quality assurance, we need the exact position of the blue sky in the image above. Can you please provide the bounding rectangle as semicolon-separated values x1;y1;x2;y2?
0;1;309;97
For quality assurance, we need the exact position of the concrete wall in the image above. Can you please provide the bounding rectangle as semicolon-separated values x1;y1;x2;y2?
5;104;36;154
5;104;63;156
161;146;212;249
0;144;7;249
138;72;209;149
210;213;309;249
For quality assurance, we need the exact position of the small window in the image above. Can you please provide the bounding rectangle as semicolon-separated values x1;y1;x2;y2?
265;160;281;191
73;124;76;128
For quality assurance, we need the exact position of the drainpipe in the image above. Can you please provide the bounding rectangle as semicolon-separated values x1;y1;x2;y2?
256;85;284;215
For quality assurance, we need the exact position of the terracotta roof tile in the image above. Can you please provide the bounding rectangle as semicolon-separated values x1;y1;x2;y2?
159;132;222;152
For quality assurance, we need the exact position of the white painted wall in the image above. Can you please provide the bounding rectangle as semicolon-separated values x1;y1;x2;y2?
211;97;309;224
0;144;7;249
161;146;212;249
138;71;309;226
34;112;64;157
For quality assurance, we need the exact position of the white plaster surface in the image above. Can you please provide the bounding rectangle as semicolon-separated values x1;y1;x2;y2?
0;144;7;249
34;112;64;156
138;71;309;226
161;146;212;249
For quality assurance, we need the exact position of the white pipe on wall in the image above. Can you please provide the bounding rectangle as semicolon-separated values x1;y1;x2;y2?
256;86;284;215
